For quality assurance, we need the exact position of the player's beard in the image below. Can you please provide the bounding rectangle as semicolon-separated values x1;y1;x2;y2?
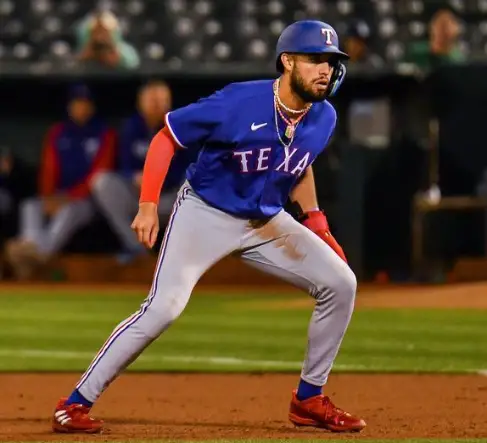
290;68;329;103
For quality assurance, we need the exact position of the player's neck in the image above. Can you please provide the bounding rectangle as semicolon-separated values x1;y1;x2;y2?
276;77;310;119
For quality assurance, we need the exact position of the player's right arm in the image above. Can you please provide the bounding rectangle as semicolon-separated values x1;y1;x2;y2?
131;127;178;248
131;88;227;248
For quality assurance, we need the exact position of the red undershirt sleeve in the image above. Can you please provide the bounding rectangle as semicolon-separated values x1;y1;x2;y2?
139;126;179;204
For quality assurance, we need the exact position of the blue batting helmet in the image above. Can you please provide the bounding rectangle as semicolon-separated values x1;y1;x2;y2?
275;20;349;97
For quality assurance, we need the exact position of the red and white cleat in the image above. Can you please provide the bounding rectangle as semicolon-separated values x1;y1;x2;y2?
289;389;366;433
52;397;103;434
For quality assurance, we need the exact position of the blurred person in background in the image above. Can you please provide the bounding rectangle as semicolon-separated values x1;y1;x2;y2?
76;10;140;70
5;84;116;280
0;148;36;276
343;20;384;69
92;80;193;264
405;7;466;70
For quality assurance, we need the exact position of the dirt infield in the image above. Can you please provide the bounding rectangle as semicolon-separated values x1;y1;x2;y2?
1;373;487;440
2;282;487;440
257;281;487;310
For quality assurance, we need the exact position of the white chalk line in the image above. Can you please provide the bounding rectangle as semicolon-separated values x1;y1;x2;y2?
1;349;485;374
0;348;372;370
0;348;302;368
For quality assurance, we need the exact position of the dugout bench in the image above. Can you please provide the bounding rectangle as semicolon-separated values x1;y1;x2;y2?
411;194;487;280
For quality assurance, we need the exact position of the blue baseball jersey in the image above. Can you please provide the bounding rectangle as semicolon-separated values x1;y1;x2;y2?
165;80;337;219
46;118;115;191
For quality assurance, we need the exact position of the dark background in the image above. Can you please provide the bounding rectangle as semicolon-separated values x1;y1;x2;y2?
2;65;469;281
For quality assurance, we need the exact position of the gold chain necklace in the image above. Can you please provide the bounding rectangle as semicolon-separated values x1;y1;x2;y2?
274;78;311;115
273;79;312;147
275;98;307;138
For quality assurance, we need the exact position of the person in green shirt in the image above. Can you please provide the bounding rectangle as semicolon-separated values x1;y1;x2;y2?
76;11;140;70
406;7;465;71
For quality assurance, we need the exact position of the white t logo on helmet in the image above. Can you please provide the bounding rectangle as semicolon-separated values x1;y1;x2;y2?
321;28;334;45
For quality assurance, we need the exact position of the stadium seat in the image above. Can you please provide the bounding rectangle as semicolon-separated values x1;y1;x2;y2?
2;0;487;66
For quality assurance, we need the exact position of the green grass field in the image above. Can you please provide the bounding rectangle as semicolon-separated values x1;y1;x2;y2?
0;288;486;374
2;288;487;443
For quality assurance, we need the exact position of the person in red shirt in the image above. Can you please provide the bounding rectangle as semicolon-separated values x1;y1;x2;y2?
5;84;116;280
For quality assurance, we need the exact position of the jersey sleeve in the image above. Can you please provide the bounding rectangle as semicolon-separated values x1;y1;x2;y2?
164;88;226;150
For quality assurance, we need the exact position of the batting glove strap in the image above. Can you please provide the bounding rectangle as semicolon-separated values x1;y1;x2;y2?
300;210;348;263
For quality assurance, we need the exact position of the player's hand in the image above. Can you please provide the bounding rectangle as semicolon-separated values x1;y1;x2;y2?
131;202;159;249
301;210;347;263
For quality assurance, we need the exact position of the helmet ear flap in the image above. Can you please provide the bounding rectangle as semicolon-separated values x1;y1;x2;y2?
327;61;346;97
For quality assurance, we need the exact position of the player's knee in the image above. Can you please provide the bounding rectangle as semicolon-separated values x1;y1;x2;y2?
140;293;189;338
21;197;41;211
20;197;42;219
316;265;357;306
334;266;357;308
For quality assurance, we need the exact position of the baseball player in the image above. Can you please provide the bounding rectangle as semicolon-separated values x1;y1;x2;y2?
52;20;366;434
6;84;116;280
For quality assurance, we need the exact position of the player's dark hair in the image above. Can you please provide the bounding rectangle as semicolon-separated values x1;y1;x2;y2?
141;79;170;91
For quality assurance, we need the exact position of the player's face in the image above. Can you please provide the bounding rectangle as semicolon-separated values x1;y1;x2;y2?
290;53;336;103
68;98;95;125
91;20;112;43
139;85;172;119
344;37;366;62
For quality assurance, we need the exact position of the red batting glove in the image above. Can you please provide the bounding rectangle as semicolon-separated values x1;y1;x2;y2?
300;210;348;263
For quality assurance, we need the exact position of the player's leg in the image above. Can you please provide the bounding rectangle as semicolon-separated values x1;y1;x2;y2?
16;197;45;246
242;211;356;387
6;199;94;279
53;184;244;433
91;172;145;257
40;199;95;257
5;197;45;279
240;210;365;432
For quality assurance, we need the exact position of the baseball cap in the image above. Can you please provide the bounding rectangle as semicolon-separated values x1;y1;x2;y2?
347;20;371;42
68;83;94;102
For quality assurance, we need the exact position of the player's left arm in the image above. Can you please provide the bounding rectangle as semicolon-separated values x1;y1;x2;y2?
290;166;347;263
289;166;319;213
